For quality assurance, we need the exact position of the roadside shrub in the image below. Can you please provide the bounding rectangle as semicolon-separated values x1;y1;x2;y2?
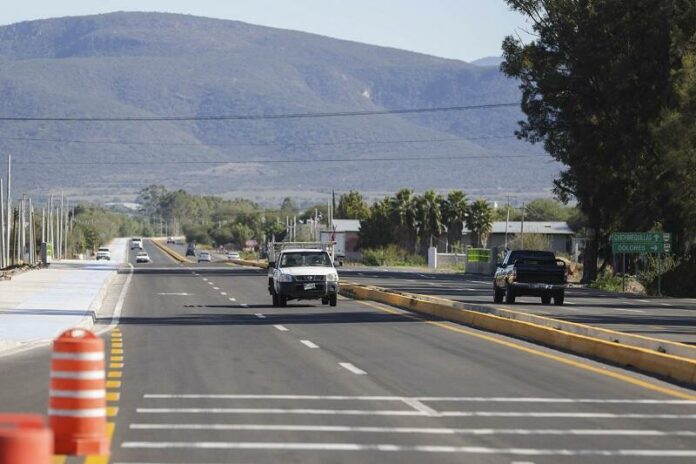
589;268;624;291
361;245;425;267
637;254;681;295
507;233;551;251
651;255;696;297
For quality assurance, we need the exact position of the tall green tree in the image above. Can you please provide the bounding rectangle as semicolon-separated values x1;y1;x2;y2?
416;190;444;254
466;199;493;248
359;198;395;249
390;189;418;252
336;190;370;220
501;0;694;282
441;190;468;247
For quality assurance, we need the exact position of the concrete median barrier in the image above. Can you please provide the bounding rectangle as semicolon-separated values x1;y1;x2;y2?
340;283;696;387
149;240;192;263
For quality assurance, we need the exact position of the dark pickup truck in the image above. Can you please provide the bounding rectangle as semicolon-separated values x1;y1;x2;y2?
493;250;567;305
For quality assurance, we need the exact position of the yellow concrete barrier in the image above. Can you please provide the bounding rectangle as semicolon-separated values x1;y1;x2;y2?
341;283;696;386
149;239;193;264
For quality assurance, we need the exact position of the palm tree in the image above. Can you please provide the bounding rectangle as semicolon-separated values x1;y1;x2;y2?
390;189;418;252
416;190;444;254
441;190;468;249
466;199;494;247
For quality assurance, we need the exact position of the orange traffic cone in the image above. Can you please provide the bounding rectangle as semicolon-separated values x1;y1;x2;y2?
0;414;53;464
49;328;110;455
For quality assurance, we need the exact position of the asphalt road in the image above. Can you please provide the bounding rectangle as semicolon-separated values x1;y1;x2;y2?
340;267;696;345
0;240;695;463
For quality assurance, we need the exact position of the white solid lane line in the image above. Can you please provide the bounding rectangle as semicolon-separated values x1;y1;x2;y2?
300;340;320;349
439;412;696;419
614;308;645;313
141;394;696;404
274;325;289;332
119;442;696;456
254;313;266;319
339;362;367;375
136;408;420;416
128;424;696;437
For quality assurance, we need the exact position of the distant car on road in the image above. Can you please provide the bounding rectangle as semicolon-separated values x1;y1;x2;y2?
95;247;111;261
130;238;143;250
227;251;241;260
493;250;567;305
166;236;176;244
198;251;212;263
185;243;196;256
135;251;151;263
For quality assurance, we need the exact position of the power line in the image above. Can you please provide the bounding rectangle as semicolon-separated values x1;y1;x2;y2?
0;102;519;122
0;134;517;147
13;153;544;166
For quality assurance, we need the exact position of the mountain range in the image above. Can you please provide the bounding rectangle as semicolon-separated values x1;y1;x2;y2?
0;12;556;206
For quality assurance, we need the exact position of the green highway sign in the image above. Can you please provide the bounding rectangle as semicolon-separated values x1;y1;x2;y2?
611;232;672;254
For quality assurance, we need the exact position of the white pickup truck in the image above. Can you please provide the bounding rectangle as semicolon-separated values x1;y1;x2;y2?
267;241;339;307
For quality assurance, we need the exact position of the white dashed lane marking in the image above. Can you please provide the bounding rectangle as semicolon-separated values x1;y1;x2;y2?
274;325;289;332
339;362;367;375
254;313;266;319
300;340;320;349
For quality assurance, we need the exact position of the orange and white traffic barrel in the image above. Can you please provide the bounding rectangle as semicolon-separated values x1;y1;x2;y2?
0;414;52;464
49;328;109;455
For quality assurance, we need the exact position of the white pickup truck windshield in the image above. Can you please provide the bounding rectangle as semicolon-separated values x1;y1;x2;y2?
280;252;331;267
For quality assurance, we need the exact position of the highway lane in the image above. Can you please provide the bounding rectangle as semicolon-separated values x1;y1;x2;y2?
340;268;696;345
1;239;695;463
111;241;696;463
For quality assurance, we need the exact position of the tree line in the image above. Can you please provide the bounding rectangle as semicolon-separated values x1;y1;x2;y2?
502;0;696;283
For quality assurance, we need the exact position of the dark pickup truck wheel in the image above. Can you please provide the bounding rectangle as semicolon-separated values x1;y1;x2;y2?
272;292;279;307
541;295;552;305
329;294;338;307
554;291;565;306
278;295;288;307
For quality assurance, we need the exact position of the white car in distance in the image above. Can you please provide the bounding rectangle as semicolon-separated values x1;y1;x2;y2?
136;251;151;263
198;251;212;263
95;247;111;261
130;238;143;250
227;251;241;260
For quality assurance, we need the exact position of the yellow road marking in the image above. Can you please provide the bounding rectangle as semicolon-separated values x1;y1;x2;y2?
109;362;124;369
110;356;123;362
106;380;121;388
357;300;696;400
107;371;122;379
111;343;123;348
107;406;119;417
106;391;121;402
111;349;123;355
84;455;109;464
52;456;66;464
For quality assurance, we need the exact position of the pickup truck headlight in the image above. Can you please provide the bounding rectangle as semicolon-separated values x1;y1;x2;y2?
278;274;294;282
326;272;339;282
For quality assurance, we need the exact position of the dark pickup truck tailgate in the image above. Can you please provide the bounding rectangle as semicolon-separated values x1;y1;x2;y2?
515;262;565;285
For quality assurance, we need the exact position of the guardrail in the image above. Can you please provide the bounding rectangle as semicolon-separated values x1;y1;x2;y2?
340;282;696;387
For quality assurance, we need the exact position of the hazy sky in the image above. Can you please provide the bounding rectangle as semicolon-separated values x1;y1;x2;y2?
0;0;528;62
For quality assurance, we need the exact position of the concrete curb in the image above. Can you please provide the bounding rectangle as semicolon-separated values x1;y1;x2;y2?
230;258;268;269
340;283;696;387
150;239;192;263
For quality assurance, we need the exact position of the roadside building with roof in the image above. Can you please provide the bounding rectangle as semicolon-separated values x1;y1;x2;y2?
463;221;575;255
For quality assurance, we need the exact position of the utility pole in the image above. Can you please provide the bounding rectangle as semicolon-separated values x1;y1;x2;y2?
520;201;525;249
0;178;4;269
5;155;11;267
504;195;510;249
